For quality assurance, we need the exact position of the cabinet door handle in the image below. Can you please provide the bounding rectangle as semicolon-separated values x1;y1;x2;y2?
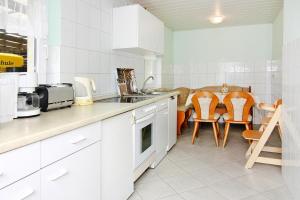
18;188;35;200
143;106;157;113
70;135;87;144
49;169;68;181
135;113;155;124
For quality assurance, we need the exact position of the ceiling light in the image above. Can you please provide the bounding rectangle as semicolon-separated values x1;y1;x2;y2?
209;16;224;24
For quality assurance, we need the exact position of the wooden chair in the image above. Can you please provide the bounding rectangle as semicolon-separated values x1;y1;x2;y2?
258;99;283;138
192;85;253;121
191;91;221;146
242;105;282;168
222;91;255;147
175;87;193;135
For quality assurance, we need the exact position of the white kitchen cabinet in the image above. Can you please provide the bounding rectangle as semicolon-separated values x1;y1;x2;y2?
0;172;40;200
152;100;169;167
41;142;101;200
41;122;101;167
167;95;177;151
113;4;164;55
102;111;134;200
0;143;40;189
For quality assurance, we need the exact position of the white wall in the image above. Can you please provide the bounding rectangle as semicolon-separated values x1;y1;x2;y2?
173;24;273;123
273;10;283;60
161;26;174;88
282;1;300;199
271;10;283;102
47;0;145;97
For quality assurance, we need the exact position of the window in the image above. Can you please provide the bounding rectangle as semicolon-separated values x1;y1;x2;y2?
0;29;27;72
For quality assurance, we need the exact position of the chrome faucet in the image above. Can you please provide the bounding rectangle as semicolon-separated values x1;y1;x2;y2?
141;76;155;93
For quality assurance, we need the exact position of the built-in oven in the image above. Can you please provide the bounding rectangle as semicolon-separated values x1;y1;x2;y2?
132;104;157;169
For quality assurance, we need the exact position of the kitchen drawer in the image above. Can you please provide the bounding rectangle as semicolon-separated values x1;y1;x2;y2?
0;172;40;200
0;143;40;189
41;122;101;167
41;142;101;200
156;99;168;111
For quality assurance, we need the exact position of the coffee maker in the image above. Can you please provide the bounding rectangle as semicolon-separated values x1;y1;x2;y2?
17;72;40;117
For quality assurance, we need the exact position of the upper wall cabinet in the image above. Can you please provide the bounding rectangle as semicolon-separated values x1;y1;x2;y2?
113;4;164;56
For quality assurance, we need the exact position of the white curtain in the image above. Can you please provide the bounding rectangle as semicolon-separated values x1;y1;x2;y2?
0;0;47;37
0;0;48;83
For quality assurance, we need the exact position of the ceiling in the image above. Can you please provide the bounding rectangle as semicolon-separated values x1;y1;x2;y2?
135;0;283;30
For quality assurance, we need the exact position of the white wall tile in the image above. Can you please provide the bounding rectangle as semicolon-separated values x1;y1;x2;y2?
48;0;145;97
60;47;76;73
101;11;112;33
76;24;89;49
61;0;77;22
88;51;101;73
61;19;76;47
89;6;101;29
76;0;90;25
75;49;89;73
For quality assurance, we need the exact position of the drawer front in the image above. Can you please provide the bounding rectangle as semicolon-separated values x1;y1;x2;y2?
0;143;40;189
41;142;101;200
0;172;40;200
41;122;101;167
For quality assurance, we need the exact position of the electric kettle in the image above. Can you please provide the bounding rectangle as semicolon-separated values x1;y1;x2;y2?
74;77;96;105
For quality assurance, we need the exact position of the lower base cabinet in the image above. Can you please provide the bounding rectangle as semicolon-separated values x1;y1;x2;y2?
102;111;134;200
41;142;101;200
0;172;40;200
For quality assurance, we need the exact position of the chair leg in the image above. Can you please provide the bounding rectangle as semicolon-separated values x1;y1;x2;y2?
223;122;230;148
196;122;200;138
245;141;258;158
183;109;192;128
277;125;282;140
192;122;199;144
245;123;250;130
245;123;251;144
177;111;185;135
212;122;219;147
216;122;221;138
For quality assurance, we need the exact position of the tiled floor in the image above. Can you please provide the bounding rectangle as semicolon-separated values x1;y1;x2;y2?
129;124;294;200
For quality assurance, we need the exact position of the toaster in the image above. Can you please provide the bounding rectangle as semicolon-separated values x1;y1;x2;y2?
36;84;74;112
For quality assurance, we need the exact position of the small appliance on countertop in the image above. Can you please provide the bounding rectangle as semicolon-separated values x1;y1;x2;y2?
17;72;40;118
36;83;74;112
74;77;96;106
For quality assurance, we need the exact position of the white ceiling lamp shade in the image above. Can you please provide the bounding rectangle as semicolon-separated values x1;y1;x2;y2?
209;15;224;24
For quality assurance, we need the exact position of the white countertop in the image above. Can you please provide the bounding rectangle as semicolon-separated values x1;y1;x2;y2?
0;92;178;154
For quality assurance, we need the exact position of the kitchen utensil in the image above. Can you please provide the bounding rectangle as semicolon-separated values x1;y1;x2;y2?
17;92;40;117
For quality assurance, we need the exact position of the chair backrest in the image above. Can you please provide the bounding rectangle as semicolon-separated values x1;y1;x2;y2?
223;91;255;121
192;91;219;120
174;87;191;107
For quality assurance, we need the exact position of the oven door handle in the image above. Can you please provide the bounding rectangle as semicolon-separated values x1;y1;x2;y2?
135;113;155;124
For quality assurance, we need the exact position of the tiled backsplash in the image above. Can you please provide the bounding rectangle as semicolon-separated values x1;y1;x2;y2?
47;0;144;97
